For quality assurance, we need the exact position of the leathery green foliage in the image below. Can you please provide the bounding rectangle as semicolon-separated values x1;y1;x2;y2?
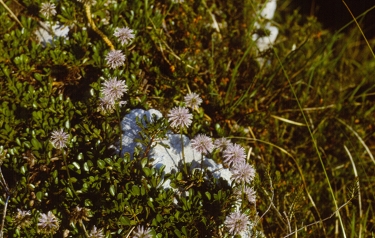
0;0;375;237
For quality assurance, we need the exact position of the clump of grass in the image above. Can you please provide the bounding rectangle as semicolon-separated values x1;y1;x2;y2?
0;0;375;237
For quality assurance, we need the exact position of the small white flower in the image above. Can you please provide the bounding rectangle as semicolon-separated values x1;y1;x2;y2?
224;212;250;235
230;161;256;184
184;92;202;110
114;27;135;45
214;137;231;151
191;134;214;154
37;211;60;235
50;129;69;149
105;50;126;69
13;209;32;229
132;225;152;238
88;225;104;238
223;143;246;167
40;3;57;18
167;106;193;129
101;77;128;101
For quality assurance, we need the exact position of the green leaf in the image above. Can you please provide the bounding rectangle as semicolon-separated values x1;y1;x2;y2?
83;161;90;172
66;187;73;198
205;191;211;200
20;165;26;175
84;199;93;207
72;162;80;170
119;216;130;225
109;185;116;196
31;138;42;150
143;167;152;177
141;157;148;167
174;229;182;237
36;191;43;201
97;159;105;169
156;213;163;223
176;172;183;181
131;185;140;196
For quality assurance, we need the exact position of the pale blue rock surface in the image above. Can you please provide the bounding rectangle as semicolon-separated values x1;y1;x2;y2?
120;109;231;188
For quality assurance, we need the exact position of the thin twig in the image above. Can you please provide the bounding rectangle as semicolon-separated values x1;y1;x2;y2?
84;3;114;50
283;198;355;238
342;0;375;59
0;166;10;238
344;145;362;238
0;0;23;28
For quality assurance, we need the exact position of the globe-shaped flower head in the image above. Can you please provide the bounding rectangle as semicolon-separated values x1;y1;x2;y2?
191;134;214;155
114;27;135;45
50;129;69;149
105;50;126;69
167;106;192;129
224;212;250;235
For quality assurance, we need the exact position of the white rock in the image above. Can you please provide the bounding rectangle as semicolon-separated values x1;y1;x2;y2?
259;0;277;20
35;21;69;46
252;23;279;52
120;109;232;189
120;108;163;156
252;0;279;65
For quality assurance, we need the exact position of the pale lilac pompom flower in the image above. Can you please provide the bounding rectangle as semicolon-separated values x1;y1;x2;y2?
105;50;126;69
88;225;104;238
40;3;57;18
224;211;250;235
243;187;256;204
230;161;256;184
223;143;246;167
184;92;202;110
37;211;60;235
100;77;128;101
13;209;32;229
132;225;152;238
114;27;135;45
234;186;256;204
167;106;192;129
191;134;214;155
98;77;127;113
214;137;231;151
50;129;69;149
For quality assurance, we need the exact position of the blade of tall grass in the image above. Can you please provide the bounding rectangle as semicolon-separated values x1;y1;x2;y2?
232;136;326;235
272;41;347;237
344;145;362;238
342;1;375;59
335;118;375;166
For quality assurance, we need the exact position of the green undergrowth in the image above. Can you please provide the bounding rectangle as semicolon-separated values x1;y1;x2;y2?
0;0;375;237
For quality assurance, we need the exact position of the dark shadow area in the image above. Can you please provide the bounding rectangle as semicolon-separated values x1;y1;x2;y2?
290;0;375;38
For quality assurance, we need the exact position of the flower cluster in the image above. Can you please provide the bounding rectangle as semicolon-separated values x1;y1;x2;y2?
114;27;135;45
98;77;128;113
37;211;60;235
223;143;246;167
167;92;203;130
184;92;202;110
50;128;69;149
13;209;32;229
190;134;214;155
105;50;126;69
167;106;192;129
214;137;231;151
40;2;57;18
69;206;91;225
224;211;250;235
132;225;152;238
230;160;256;184
89;225;105;238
